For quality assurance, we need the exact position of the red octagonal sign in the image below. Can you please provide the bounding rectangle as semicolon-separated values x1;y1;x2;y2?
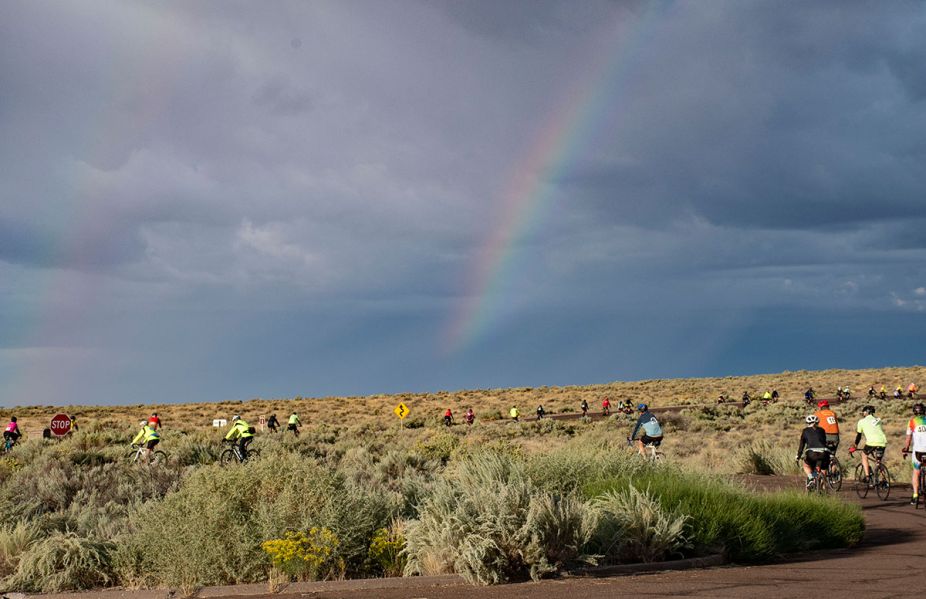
50;413;72;437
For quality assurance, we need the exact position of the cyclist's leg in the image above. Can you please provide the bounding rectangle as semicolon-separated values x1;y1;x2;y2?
861;449;870;478
912;453;921;502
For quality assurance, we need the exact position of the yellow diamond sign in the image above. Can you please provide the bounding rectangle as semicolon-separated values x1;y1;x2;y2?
394;403;410;419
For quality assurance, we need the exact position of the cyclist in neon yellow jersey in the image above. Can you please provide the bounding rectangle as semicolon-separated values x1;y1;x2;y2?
225;415;255;459
850;405;886;480
131;422;161;462
902;403;926;505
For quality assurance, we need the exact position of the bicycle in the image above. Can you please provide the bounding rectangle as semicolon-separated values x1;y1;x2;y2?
627;436;664;463
826;449;843;491
851;448;891;500
2;436;17;453
797;452;831;494
128;444;168;464
220;440;260;465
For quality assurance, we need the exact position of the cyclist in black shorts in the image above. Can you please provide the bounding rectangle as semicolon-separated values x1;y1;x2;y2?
796;414;830;483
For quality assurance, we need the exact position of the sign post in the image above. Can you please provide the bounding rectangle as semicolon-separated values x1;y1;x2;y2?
49;413;72;437
394;403;409;419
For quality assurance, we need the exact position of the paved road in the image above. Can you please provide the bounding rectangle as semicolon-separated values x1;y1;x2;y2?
236;489;924;599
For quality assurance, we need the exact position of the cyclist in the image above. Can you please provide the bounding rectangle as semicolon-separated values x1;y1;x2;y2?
796;415;829;484
287;412;301;436
843;386;851;400
267;413;280;433
771;389;779;402
762;390;772;404
867;386;876;399
225;415;255;459
580;399;589;417
463;407;475;425
131;421;161;462
909;383;919;399
147;413;162;430
3;417;22;449
621;399;634;414
509;406;520;422
804;387;816;404
601;398;611;416
536;405;545;420
630;404;663;456
894;386;903;399
879;385;887;400
814;400;840;453
443;409;454;426
902;403;926;505
850;405;887;481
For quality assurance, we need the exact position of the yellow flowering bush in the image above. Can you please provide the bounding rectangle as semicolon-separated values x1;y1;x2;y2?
261;528;343;581
368;525;406;577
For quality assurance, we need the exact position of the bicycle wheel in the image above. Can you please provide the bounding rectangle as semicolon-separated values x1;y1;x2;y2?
827;458;843;491
150;450;168;465
220;449;238;466
245;449;260;461
127;450;140;463
854;463;870;498
876;464;891;500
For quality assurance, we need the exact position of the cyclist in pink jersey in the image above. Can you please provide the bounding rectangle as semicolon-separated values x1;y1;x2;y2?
3;417;21;446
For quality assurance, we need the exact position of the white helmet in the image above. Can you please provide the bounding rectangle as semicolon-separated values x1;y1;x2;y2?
232;415;241;421
805;414;819;425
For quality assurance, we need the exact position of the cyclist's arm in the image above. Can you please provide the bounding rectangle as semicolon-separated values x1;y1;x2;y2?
630;415;644;440
853;432;862;447
225;426;239;440
131;429;145;445
904;423;913;452
796;430;808;459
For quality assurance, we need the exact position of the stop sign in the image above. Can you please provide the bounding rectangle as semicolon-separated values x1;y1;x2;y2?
50;413;72;437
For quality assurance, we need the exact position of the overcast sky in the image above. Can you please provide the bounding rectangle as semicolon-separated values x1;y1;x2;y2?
1;1;925;406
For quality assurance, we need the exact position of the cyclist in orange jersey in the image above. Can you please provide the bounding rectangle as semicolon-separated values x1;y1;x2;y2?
814;400;841;452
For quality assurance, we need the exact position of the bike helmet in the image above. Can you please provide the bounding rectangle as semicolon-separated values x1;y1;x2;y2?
861;405;875;415
637;403;648;411
10;416;15;423
805;414;819;424
914;403;925;416
232;415;241;421
817;400;829;408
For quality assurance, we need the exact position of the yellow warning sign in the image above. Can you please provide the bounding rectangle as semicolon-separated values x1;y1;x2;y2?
394;403;410;419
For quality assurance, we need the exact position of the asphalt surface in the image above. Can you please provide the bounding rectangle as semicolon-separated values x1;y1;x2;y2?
228;484;925;599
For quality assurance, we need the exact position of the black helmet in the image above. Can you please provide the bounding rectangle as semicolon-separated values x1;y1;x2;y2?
914;403;925;416
861;405;876;415
10;416;16;423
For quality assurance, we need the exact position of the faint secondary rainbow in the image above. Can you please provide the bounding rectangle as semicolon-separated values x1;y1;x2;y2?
442;4;665;354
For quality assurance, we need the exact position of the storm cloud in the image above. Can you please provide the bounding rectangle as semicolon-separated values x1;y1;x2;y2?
1;1;924;406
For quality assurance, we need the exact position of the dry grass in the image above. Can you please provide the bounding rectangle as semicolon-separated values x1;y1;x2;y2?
1;365;922;480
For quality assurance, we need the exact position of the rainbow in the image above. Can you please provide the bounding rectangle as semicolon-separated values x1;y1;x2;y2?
442;3;666;354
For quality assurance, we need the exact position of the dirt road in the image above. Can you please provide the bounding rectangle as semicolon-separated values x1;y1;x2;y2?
231;489;924;599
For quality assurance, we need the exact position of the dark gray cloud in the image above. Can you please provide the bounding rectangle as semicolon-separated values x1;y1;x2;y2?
0;1;924;405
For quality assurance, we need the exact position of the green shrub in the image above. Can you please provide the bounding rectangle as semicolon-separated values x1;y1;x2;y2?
584;471;863;561
404;452;596;584
591;486;688;562
0;522;40;579
261;528;344;581
4;531;114;592
115;455;394;588
368;523;406;577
